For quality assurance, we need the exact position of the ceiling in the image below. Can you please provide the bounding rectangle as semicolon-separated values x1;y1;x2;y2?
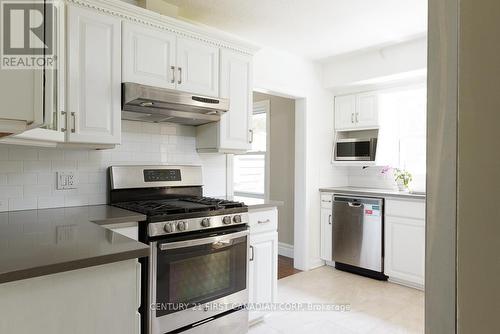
164;0;428;60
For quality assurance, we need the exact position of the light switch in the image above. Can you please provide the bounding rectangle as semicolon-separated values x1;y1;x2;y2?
56;171;78;190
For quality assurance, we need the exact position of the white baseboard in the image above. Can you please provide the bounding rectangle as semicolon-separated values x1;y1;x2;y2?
308;258;325;270
278;242;294;258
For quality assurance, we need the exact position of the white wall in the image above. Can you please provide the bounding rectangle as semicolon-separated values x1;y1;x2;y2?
322;36;427;91
323;38;428;191
0;120;227;211
254;47;348;270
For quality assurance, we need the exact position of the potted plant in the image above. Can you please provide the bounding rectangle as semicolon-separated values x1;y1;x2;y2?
381;166;413;192
393;168;413;192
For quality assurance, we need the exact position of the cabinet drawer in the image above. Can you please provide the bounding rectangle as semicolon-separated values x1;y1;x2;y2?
386;199;425;220
320;193;333;209
249;208;278;234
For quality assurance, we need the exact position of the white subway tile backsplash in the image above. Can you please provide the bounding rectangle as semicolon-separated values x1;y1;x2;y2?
8;173;37;185
24;160;51;173
8;147;38;160
51;160;77;171
0;121;226;212
0;161;23;173
0;186;24;197
38;196;65;209
25;184;52;196
8;197;37;211
38;149;64;161
64;195;89;207
0;146;8;160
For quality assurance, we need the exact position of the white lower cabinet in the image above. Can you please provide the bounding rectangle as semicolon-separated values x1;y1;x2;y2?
0;260;140;334
384;198;426;289
248;208;278;323
320;193;333;262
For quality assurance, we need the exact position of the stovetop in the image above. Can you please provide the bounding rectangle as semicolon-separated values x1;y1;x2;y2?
113;197;247;219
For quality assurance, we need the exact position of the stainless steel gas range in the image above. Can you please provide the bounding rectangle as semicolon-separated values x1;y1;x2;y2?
109;165;249;334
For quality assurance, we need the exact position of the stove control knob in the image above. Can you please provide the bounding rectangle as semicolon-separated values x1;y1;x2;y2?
233;215;242;224
164;223;174;233
222;216;232;225
177;221;187;231
201;218;211;227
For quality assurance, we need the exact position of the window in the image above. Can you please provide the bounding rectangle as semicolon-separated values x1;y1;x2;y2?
233;101;268;199
378;85;427;190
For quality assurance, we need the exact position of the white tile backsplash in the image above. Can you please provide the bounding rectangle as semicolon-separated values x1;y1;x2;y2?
0;120;227;212
346;166;398;190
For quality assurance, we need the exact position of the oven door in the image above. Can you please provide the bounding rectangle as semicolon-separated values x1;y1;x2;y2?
334;138;377;161
149;227;249;334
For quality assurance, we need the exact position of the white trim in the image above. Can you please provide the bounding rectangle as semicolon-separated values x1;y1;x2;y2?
278;242;294;258
388;277;424;291
308;258;325;270
65;0;259;55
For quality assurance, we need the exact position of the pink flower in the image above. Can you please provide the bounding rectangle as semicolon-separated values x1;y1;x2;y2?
381;166;392;175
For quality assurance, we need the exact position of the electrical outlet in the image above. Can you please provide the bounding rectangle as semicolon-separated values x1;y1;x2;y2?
56;171;78;190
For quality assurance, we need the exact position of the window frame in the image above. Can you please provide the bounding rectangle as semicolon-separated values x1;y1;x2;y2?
232;100;270;200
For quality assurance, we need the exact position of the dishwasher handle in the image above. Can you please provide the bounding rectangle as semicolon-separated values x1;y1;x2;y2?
347;202;363;208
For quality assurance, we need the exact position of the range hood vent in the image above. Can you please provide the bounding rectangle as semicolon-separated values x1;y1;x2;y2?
121;83;229;126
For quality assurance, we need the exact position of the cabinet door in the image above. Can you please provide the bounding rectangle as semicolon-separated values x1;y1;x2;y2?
219;49;252;151
176;37;219;96
355;93;379;128
249;231;278;323
320;208;333;262
334;95;356;130
122;22;176;89
66;5;121;144
385;216;425;287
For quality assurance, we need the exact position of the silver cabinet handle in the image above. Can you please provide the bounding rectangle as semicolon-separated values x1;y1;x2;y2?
355;113;359;123
170;66;175;84
71;112;76;133
249;129;254;143
61;111;67;132
177;67;182;84
249;245;254;261
328;214;332;225
258;219;271;224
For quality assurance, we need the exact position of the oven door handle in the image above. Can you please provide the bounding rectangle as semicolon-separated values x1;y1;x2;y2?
159;230;249;251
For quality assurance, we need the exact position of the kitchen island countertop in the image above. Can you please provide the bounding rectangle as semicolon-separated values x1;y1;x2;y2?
0;205;148;284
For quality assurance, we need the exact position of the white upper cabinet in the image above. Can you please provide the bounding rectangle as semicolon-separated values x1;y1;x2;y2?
218;49;252;151
122;22;176;89
355;93;379;129
122;24;219;97
334;93;379;131
196;49;253;153
176;37;219;97
66;4;121;144
334;95;356;130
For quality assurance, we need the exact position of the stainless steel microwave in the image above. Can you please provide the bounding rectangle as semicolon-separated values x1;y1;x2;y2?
334;138;377;161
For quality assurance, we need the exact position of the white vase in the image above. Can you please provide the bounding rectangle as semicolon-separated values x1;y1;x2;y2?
396;179;408;192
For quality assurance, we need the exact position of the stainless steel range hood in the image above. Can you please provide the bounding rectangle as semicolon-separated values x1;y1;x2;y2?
121;83;229;126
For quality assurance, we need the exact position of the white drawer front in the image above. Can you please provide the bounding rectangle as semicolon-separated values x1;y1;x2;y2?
386;199;425;220
249;208;278;234
320;193;333;209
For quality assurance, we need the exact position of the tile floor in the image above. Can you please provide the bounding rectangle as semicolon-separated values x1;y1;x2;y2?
249;265;424;334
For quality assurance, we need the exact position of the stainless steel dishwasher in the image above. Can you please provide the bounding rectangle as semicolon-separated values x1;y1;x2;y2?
332;195;387;280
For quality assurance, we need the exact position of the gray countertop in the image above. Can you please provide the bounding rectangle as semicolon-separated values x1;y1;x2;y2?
215;196;281;211
319;186;426;200
0;205;148;284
